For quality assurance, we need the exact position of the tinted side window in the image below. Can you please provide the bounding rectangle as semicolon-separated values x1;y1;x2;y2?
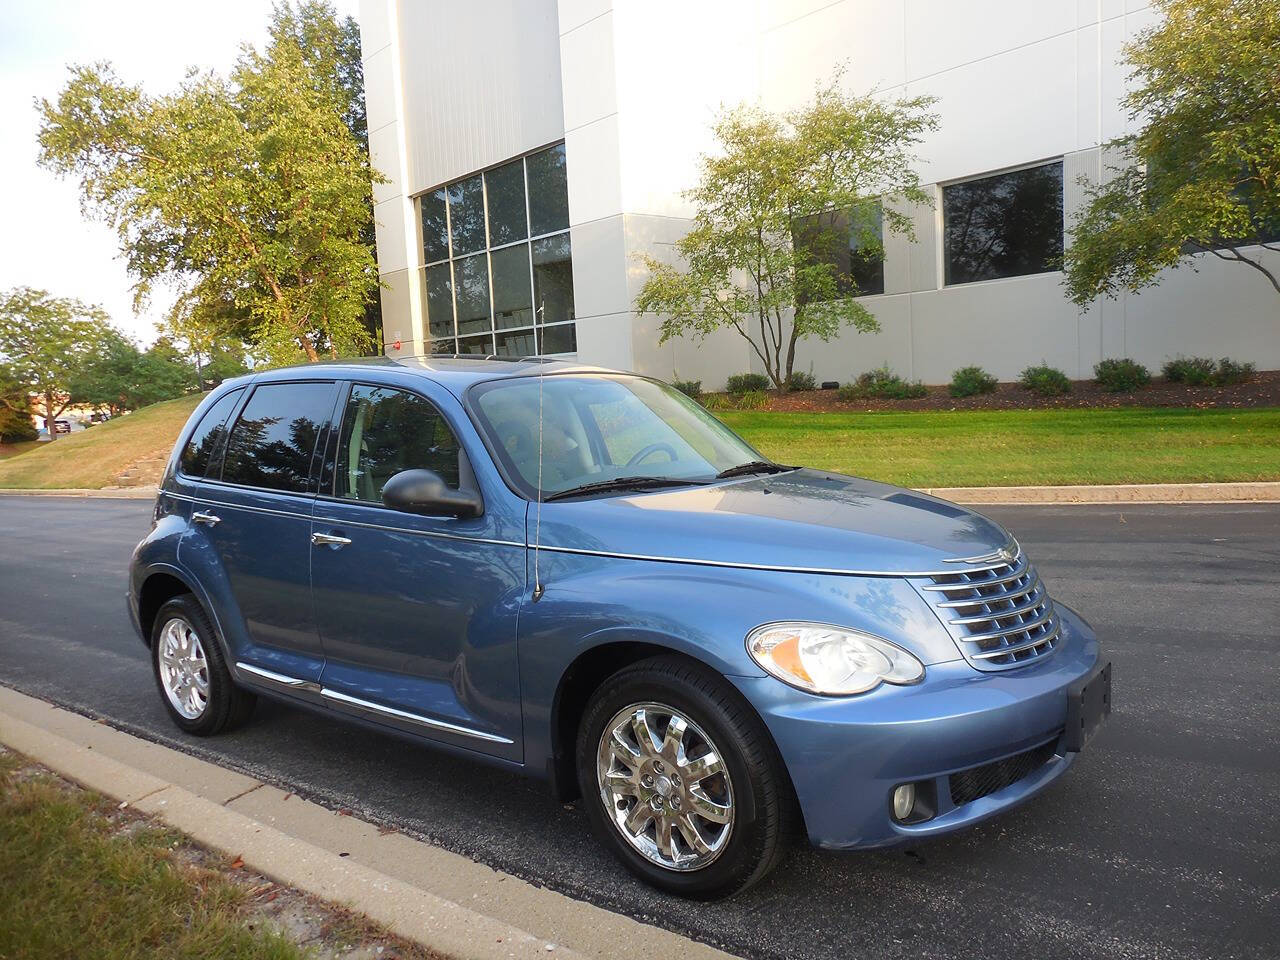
220;382;335;493
335;385;461;503
179;389;243;478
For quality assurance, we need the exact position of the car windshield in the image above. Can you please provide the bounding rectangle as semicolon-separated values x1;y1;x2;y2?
471;374;770;499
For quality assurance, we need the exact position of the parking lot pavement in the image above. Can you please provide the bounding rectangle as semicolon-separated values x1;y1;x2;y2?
0;496;1277;960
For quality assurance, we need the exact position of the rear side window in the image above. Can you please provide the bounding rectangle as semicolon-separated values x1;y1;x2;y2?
220;382;335;493
179;389;243;478
334;385;461;502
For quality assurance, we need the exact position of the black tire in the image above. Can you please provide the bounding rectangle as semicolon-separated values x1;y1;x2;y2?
576;655;794;899
150;595;256;736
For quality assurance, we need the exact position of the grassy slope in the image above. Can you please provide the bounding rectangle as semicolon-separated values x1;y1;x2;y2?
721;407;1280;487
0;394;203;489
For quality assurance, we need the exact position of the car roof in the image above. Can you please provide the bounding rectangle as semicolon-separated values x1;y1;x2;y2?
245;355;626;393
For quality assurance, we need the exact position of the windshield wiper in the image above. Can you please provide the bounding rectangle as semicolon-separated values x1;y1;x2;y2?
714;460;794;480
542;476;707;502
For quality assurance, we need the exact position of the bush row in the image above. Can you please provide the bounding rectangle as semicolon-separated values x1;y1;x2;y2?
703;355;1256;402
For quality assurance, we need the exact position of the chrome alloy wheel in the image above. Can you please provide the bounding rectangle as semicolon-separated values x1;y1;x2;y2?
158;617;210;720
596;702;734;872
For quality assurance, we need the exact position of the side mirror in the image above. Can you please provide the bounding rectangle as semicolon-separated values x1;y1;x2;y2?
381;469;484;519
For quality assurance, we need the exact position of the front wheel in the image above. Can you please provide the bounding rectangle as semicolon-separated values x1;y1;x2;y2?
576;656;794;899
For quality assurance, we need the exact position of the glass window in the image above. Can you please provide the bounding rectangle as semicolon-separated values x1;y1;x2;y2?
458;333;492;355
335;385;460;501
943;161;1063;285
792;203;884;301
495;328;537;357
424;263;454;339
539;323;576;355
220;382;335;493
453;253;491;335
417;143;575;357
420;188;449;263
485;160;527;246
532;234;574;325
527;144;569;236
447;175;486;256
472;375;763;499
490;244;533;330
179;388;243;478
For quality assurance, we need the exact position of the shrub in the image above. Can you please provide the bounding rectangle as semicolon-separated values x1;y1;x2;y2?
699;393;733;411
671;378;702;399
736;389;770;410
1094;358;1151;392
725;372;771;394
0;414;37;444
1162;355;1216;386
844;366;927;400
949;365;998;398
785;370;817;392
1213;357;1255;386
1019;363;1071;397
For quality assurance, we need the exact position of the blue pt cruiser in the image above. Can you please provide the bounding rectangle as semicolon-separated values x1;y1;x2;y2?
129;357;1111;899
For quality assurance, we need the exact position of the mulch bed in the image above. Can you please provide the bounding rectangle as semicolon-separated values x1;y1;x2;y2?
728;370;1280;413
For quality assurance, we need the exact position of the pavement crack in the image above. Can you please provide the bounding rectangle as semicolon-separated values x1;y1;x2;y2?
222;783;265;806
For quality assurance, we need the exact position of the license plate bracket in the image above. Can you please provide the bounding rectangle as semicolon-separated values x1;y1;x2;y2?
1064;660;1111;752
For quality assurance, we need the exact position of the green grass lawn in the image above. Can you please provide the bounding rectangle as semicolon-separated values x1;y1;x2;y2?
720;407;1280;487
0;752;302;960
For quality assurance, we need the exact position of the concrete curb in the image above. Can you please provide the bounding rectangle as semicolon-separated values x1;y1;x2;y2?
0;686;739;960
1;481;1278;505
919;480;1280;504
0;486;157;498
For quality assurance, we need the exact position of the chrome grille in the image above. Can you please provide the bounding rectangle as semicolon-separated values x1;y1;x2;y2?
914;548;1060;671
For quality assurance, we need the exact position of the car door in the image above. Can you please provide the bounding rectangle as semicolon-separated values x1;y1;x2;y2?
309;380;525;762
189;379;340;684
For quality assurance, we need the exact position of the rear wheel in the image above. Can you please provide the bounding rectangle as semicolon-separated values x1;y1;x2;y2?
576;655;793;899
150;595;255;736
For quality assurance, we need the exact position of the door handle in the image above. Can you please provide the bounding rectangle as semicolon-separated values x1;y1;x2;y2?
192;510;222;526
311;531;352;547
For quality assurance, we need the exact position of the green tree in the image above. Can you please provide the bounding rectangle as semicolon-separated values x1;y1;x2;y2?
0;287;107;441
1064;0;1280;305
69;331;198;414
0;369;37;444
37;1;381;365
635;78;937;389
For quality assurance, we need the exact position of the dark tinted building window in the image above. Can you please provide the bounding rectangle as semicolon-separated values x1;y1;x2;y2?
416;142;574;356
792;203;885;301
179;388;243;478
335;385;461;502
220;382;335;493
943;161;1063;285
527;143;569;237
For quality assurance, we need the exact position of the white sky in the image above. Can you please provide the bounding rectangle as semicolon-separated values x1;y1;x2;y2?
0;0;359;344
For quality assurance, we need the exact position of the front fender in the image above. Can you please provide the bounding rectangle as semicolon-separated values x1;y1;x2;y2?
516;549;964;777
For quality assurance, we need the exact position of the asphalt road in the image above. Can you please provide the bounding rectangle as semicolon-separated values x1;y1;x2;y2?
1;496;1277;960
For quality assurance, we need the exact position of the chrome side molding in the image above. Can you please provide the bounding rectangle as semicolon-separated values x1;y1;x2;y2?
234;661;512;745
319;688;514;744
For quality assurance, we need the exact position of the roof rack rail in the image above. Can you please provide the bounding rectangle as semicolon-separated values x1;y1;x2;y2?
423;354;557;364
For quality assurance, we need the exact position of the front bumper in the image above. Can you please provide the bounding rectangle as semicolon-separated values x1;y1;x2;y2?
730;603;1101;849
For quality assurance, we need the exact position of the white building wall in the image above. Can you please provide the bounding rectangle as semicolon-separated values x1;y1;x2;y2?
365;0;1280;384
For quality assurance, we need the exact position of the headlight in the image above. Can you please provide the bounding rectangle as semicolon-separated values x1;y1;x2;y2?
746;621;924;695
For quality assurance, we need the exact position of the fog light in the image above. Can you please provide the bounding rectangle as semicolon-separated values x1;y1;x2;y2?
892;784;916;821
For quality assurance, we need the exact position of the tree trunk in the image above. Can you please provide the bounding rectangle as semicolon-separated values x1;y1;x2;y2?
300;336;319;363
44;392;57;442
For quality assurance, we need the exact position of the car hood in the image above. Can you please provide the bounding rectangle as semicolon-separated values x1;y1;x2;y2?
536;468;1014;576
